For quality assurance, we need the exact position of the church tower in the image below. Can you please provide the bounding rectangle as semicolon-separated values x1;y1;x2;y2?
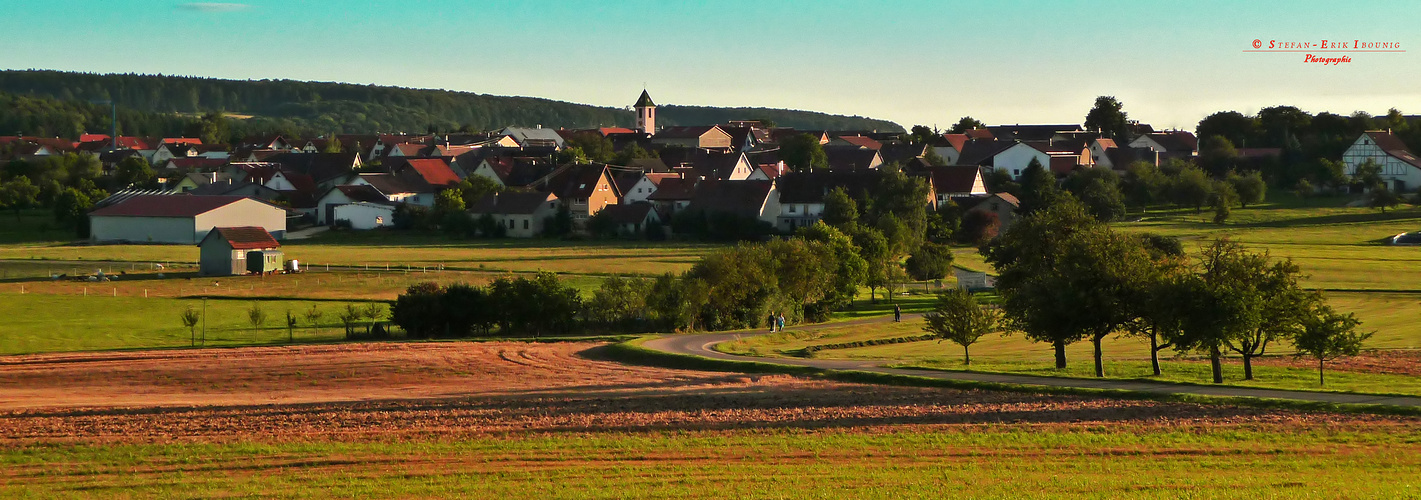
634;90;656;134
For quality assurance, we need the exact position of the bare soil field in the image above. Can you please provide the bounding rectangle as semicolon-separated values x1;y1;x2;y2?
0;342;1412;445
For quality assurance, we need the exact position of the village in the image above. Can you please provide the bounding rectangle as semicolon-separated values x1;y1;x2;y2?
5;89;1416;279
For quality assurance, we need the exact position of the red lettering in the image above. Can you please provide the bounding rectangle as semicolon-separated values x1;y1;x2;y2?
1269;40;1275;48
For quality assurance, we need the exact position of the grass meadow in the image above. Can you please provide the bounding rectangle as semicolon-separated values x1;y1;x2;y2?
3;427;1416;498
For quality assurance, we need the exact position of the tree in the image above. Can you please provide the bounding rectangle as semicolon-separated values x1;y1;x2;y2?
1293;178;1314;205
1229;170;1267;207
612;142;656;166
1199;135;1239;177
0;176;40;222
796;222;867;314
850;226;891;303
948;116;986;134
457;175;502;207
304;305;323;335
284;309;298;343
362;302;384;337
543;204;574;237
1352;159;1384;190
1210;180;1237;224
1293;304;1371;386
565;132;615;163
1084;96;1129;140
1121;246;1189;376
113;156;155;189
909;125;937;145
905;242;954;284
1121;161;1166;211
983;168;1018;195
339;304;360;338
1063;168;1126;222
1176;239;1269;384
1368;185;1402;213
957;210;999;245
180;306;201;347
1196;111;1259;148
821;187;858;227
246;302;266;337
984;199;1146;373
556;146;589;165
1171;166;1213;212
323;135;343;153
780;133;828;172
1225;256;1312;380
923;289;1001;365
925;205;958;244
1017;158;1061;215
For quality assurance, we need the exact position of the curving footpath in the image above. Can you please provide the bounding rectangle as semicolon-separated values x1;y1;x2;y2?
641;315;1421;409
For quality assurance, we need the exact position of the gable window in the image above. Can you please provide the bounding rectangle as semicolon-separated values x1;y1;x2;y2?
789;204;796;213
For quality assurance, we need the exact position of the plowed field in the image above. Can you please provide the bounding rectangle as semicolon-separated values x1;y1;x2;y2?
0;342;1410;445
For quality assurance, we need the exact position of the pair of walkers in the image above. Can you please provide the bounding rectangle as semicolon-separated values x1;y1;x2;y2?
767;312;786;332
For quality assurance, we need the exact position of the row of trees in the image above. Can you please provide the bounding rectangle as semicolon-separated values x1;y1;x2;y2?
974;199;1368;384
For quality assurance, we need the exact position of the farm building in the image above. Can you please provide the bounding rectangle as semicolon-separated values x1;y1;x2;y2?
467;191;560;238
332;202;396;230
198;226;282;276
89;195;287;244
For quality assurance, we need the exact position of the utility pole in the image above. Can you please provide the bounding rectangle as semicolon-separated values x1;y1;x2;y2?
201;296;208;346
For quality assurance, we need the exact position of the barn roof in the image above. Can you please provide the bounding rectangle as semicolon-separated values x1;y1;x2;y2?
202;226;280;250
89;195;261;218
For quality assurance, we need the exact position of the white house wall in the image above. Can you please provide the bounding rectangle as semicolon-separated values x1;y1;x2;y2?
1342;135;1421;191
993;144;1050;179
192;199;288;241
333;203;394;230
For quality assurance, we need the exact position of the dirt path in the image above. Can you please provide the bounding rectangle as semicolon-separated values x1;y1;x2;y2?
643;323;1421;408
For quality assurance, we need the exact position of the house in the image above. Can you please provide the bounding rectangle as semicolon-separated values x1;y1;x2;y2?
332;202;396;230
499;127;566;149
986;124;1084;141
315;184;391;225
1129;131;1198;157
467;191;561;238
173;172;233;193
831;135;883;150
824;147;883;171
596;203;661;237
962;192;1021;232
263;152;363;188
684;179;780;226
198;226;282;276
167;157;228;173
543;164;620;222
1342;130;1421;192
90;195;287;244
703;151;754;180
1101;146;1159;172
645;176;699;218
930;134;969;165
384;143;426;158
773;171;880;232
351;174;424;206
988;140;1087;179
653;126;733;150
618;172;677;205
926;166;988;207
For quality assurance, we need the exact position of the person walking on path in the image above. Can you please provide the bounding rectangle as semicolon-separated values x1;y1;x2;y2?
894;304;902;322
777;313;785;332
768;313;777;332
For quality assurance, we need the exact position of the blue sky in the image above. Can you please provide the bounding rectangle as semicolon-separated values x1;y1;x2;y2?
3;1;1418;131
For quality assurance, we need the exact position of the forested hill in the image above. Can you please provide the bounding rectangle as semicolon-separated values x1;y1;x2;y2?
0;70;902;139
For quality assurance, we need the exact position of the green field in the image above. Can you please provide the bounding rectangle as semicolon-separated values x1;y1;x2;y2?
4;427;1416;498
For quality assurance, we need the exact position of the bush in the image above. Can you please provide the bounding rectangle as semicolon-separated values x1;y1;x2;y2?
958;210;999;245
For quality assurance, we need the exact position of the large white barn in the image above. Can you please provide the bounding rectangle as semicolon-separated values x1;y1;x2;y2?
89;195;287;244
1342;131;1421;192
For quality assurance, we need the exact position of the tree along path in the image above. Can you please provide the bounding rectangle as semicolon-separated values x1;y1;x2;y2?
642;313;1421;408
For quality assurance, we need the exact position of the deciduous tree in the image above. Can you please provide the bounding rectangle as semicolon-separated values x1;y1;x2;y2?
923;289;1001;365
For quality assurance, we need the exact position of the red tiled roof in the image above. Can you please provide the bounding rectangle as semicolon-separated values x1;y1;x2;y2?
80;134;110;143
90;195;256;218
205;226;280;250
163;137;204;146
964;129;993;140
835;135;882;150
404;158;461;187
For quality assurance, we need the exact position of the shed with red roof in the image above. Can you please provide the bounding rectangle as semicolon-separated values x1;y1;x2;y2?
198;226;282;276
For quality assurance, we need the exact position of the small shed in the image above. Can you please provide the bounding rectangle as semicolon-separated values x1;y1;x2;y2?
199;227;282;276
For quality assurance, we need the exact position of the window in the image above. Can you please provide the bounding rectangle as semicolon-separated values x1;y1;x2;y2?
1013;169;1020;176
523;219;529;230
788;204;796;213
375;216;384;225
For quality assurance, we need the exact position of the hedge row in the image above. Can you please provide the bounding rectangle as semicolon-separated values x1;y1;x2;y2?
800;333;937;356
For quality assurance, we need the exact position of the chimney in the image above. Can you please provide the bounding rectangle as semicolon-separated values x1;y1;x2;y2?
536;124;543;129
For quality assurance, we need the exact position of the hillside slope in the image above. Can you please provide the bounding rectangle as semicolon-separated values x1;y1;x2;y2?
0;70;902;137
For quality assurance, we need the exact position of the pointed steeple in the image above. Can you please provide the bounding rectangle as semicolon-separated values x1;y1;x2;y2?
635;90;656;108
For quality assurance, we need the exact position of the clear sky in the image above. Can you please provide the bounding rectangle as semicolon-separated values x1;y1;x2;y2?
3;1;1417;131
